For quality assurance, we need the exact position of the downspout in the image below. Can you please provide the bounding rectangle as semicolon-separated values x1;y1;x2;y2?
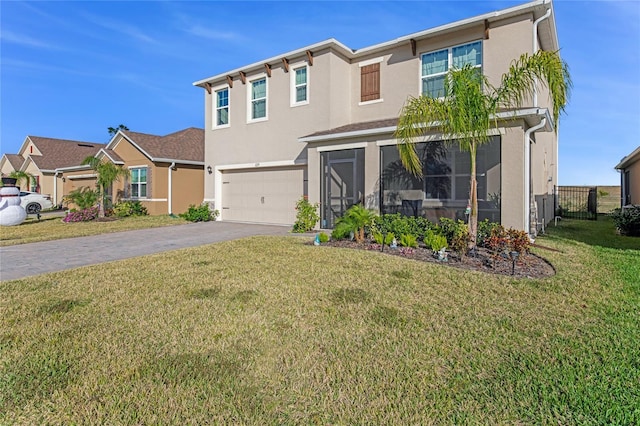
54;171;60;208
168;162;175;215
524;115;547;238
532;2;552;107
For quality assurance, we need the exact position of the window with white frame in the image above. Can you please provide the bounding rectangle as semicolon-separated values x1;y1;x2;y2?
215;87;229;127
130;167;147;198
249;77;267;121
291;65;308;106
421;41;482;98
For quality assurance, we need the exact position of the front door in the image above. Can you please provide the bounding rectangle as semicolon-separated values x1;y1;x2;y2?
321;148;365;228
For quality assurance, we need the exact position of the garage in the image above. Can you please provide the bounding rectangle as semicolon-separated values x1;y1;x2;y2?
221;166;305;225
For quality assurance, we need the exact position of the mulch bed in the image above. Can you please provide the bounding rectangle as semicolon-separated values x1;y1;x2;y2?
316;240;556;279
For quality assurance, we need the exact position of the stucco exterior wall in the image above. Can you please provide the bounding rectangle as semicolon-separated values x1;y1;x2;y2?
199;3;560;232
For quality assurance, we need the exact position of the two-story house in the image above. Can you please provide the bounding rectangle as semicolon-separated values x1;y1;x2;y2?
194;0;562;235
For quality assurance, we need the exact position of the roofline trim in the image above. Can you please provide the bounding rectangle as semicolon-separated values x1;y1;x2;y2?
615;145;640;170
193;0;553;87
299;108;553;143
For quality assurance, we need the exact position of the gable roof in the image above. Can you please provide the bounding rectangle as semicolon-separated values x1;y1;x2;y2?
194;0;557;88
3;154;24;170
110;127;204;164
21;136;105;172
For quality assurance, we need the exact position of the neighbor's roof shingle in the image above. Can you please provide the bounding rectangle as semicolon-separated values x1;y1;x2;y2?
4;154;25;170
121;127;204;163
26;137;105;170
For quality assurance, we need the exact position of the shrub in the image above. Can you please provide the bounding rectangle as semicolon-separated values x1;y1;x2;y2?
372;214;434;241
113;201;148;218
438;218;470;254
372;232;395;246
318;232;330;243
293;197;320;233
399;234;418;248
477;219;500;247
610;206;640;236
486;225;531;259
179;204;219;222
424;229;448;252
63;206;99;222
63;187;99;210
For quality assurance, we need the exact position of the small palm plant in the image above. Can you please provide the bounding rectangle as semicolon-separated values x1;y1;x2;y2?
332;204;377;243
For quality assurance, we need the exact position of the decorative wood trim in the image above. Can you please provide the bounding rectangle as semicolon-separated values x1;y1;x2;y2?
306;50;313;66
239;71;246;84
282;57;289;72
484;19;490;40
410;39;417;56
204;82;212;94
264;63;271;77
226;75;233;88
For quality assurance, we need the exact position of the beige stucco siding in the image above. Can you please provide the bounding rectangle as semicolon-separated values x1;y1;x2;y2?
170;164;204;215
624;157;640;205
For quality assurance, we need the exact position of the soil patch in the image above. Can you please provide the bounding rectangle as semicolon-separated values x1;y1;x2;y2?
318;240;556;279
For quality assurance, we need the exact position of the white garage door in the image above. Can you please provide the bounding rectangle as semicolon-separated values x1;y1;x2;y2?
221;167;305;225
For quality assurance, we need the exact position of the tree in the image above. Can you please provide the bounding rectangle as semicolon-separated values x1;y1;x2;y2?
395;50;571;249
82;156;130;217
9;170;35;191
107;124;129;136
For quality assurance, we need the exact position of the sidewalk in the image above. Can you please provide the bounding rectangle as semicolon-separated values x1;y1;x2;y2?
0;222;296;281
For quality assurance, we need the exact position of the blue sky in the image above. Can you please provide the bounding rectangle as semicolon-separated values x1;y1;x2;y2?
1;0;638;186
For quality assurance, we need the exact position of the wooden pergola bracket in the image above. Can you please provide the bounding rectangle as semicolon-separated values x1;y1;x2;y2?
226;75;233;88
484;19;490;40
204;82;211;94
306;50;313;66
264;63;272;77
282;57;289;72
410;39;417;56
239;71;246;84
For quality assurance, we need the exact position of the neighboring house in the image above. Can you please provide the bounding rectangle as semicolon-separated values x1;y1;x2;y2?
194;0;560;233
0;154;24;177
1;137;105;206
60;128;205;215
615;146;640;206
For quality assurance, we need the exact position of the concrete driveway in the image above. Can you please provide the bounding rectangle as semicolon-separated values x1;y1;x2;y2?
0;221;296;281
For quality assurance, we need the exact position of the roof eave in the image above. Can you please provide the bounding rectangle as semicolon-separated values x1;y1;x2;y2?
615;146;640;170
299;108;552;143
193;38;354;87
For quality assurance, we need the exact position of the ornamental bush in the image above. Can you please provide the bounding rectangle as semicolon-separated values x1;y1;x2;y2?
63;206;99;222
180;204;219;222
610;206;640;236
293;197;320;233
113;201;148;218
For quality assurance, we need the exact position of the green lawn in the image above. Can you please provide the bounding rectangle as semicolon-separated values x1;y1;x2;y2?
1;217;638;424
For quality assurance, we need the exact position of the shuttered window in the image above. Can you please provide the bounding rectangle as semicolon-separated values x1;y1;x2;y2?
360;63;380;102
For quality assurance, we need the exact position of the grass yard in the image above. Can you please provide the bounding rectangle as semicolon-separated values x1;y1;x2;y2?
0;214;188;246
1;217;639;424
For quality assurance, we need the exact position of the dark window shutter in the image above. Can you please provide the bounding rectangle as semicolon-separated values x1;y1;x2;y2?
361;63;380;102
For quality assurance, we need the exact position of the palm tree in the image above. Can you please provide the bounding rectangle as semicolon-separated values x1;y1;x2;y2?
395;50;571;249
8;170;35;191
82;156;130;217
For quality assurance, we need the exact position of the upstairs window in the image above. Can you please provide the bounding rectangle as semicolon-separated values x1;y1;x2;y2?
291;65;308;106
215;87;229;127
130;167;147;198
249;77;267;121
421;41;482;98
360;62;380;102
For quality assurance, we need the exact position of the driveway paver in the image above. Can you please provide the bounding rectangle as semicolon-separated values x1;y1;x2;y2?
0;222;295;281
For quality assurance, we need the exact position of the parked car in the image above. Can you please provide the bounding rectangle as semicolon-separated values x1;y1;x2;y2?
19;191;54;214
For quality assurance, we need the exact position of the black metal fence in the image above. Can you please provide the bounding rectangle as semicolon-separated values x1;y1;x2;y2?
555;186;598;220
